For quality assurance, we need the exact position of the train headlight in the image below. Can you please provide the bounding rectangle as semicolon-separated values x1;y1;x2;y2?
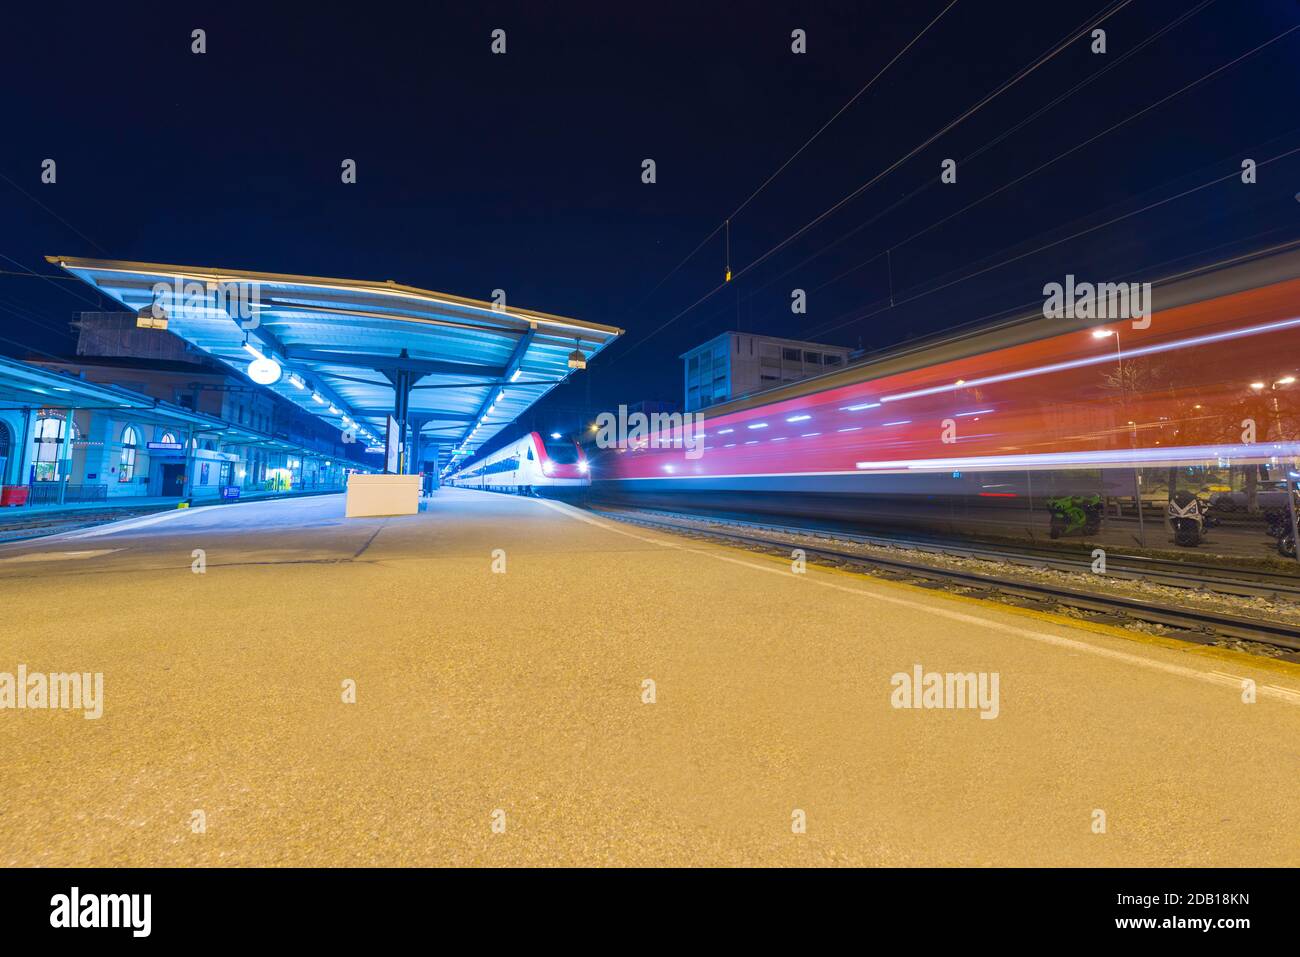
542;461;555;476
578;460;589;473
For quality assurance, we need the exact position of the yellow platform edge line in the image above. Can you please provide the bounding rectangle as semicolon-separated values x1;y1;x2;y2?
669;528;1300;679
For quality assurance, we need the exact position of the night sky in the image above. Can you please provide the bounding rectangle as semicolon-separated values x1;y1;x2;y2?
3;0;1298;438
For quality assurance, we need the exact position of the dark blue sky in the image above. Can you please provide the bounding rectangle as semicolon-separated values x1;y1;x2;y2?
3;0;1298;431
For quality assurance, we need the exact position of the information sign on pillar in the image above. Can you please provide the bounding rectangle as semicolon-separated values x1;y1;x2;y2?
385;415;400;474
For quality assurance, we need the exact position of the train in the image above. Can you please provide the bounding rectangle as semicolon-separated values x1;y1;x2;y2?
447;431;589;495
448;248;1300;537
584;247;1300;534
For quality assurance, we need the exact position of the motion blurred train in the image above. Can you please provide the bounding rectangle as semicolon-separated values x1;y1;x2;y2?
587;246;1300;532
448;431;589;495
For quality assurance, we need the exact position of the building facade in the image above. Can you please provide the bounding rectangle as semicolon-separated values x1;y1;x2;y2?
681;332;853;412
0;314;369;503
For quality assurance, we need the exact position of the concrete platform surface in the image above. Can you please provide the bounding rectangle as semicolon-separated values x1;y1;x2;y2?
0;488;1297;866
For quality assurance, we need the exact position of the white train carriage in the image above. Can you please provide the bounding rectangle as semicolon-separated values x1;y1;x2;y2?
449;431;589;494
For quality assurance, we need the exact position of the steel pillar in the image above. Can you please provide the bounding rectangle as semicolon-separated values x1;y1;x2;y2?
182;426;198;501
383;350;428;474
56;406;74;505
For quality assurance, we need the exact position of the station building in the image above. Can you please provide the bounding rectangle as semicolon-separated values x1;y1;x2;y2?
0;316;371;508
14;313;366;502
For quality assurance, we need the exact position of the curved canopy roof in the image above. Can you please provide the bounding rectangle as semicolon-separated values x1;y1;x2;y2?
51;256;623;471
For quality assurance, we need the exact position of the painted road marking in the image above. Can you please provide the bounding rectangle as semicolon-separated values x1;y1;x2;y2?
0;548;122;563
57;507;221;540
46;493;344;543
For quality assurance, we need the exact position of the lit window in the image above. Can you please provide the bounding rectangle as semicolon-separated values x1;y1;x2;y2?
33;414;75;482
119;426;139;482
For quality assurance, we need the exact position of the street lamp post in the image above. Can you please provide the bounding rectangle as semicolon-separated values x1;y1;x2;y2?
1094;328;1144;546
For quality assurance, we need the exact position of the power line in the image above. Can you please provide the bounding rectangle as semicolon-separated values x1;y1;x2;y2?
733;0;1134;281
727;0;961;223
0;253;104;309
0;167;109;256
618;0;1133;357
960;0;1217;167
815;232;1300;369
0;307;69;361
730;7;1291;340
890;13;1298;260
0;268;91;281
870;130;1300;313
624;0;961;315
807;145;1300;340
0;293;75;337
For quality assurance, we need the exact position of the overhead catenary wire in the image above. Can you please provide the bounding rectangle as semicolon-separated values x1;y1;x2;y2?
0;253;104;310
829;130;1300;326
888;13;1299;260
727;0;1135;284
763;0;1218;311
809;232;1300;372
0;167;109;257
701;6;1293;342
617;0;1134;358
806;145;1300;341
622;0;962;317
725;0;962;224
0;293;75;337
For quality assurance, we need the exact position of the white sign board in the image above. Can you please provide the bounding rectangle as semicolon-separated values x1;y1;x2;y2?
385;415;400;474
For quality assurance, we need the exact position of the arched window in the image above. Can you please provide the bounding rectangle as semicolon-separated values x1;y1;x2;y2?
33;414;76;482
119;426;139;483
0;421;10;484
160;431;177;445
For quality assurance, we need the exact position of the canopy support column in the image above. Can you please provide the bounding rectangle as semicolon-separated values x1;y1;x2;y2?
56;406;74;505
384;362;415;475
182;426;197;502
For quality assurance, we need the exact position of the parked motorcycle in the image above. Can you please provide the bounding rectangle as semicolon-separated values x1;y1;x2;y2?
1166;490;1209;547
1046;494;1103;539
1265;490;1300;557
1279;530;1296;559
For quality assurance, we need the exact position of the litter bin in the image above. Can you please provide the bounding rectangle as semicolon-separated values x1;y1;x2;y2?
0;485;29;507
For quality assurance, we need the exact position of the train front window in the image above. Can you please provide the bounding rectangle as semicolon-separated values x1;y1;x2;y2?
541;436;581;464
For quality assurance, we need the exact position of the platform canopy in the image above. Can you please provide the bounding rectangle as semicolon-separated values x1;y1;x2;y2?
51;256;623;473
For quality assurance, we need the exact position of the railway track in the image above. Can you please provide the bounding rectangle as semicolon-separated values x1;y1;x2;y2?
587;505;1300;654
593;505;1300;600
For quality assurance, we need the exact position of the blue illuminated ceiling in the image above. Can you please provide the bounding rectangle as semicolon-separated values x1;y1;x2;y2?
51;257;623;470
